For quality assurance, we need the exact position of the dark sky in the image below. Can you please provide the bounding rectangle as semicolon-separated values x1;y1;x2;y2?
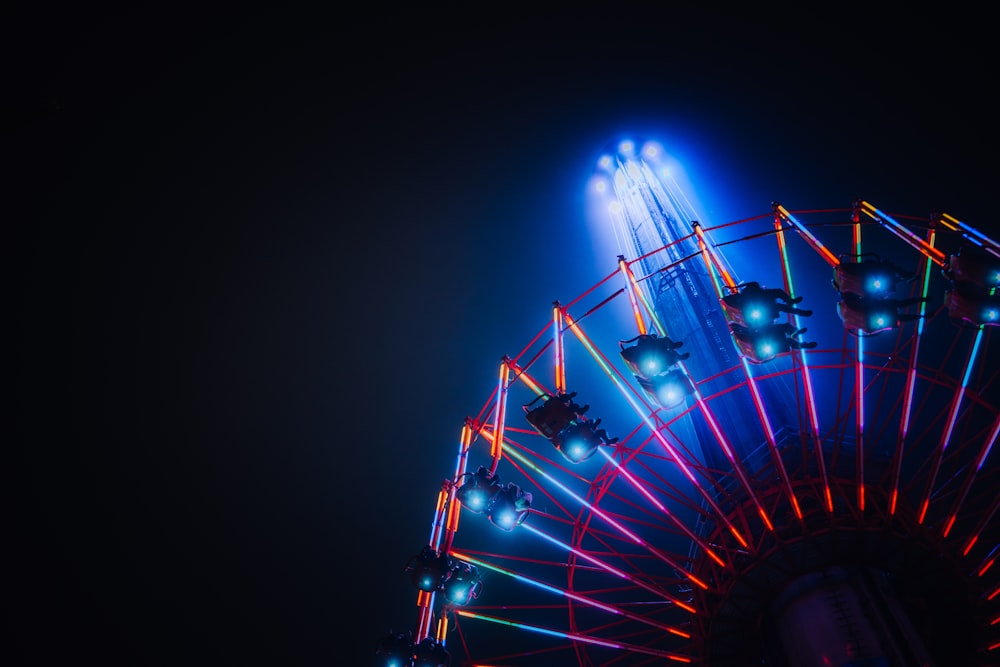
12;8;996;667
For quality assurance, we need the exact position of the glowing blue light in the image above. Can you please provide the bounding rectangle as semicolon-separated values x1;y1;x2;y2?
447;585;469;603
495;510;516;530
984;308;999;322
465;493;486;511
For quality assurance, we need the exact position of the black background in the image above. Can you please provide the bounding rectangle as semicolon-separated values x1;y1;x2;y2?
11;7;996;666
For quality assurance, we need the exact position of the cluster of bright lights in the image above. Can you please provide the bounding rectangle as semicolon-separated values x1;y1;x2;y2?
590;138;670;205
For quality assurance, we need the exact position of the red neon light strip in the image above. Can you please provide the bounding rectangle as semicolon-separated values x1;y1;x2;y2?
743;356;802;519
444;425;474;542
690;225;776;530
490;361;509;462
416;589;434;639
943;414;999;538
693;385;774;531
890;227;936;514
963;497;999;557
774;211;830;511
853;214;865;512
919;327;984;524
552;304;566;395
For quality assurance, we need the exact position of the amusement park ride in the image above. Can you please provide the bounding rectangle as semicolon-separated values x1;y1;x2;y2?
377;140;1000;667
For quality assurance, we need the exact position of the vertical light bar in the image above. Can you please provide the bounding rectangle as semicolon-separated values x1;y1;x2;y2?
942;413;1000;538
618;255;648;335
696;222;801;520
444;422;475;542
852;205;865;512
553;302;566;395
918;327;985;524
417;426;476;645
890;223;936;515
434;613;448;645
415;485;449;642
774;211;833;512
490;359;510;461
416;588;434;639
689;223;776;531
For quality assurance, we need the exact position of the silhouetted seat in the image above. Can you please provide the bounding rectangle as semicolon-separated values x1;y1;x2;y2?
833;254;914;298
837;291;925;336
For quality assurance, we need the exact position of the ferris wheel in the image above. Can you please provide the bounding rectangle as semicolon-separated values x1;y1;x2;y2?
377;147;999;667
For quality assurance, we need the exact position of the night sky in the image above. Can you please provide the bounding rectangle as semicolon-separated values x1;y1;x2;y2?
12;8;996;666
